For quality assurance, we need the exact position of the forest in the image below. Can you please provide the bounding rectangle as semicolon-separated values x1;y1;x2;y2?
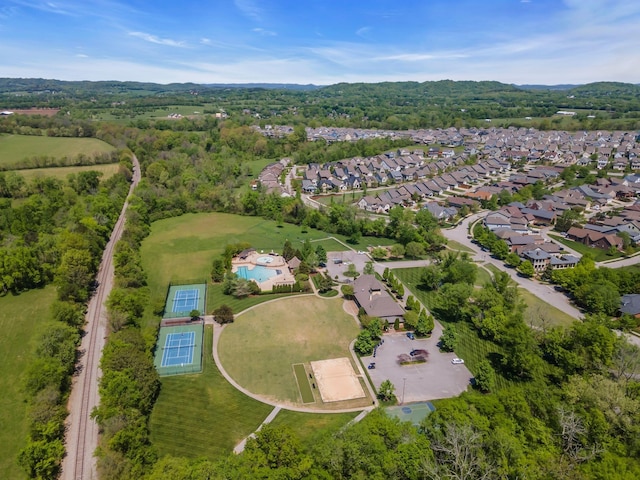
0;80;639;479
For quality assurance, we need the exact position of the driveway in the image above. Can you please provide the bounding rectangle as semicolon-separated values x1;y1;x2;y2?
362;327;472;403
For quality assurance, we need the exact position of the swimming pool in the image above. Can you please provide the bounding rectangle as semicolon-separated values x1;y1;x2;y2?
256;256;274;264
236;265;279;283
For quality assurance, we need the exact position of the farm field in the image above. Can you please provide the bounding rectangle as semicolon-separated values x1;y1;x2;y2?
268;409;359;448
0;286;57;480
140;212;395;304
149;326;273;459
12;162;120;181
0;134;114;165
218;296;364;407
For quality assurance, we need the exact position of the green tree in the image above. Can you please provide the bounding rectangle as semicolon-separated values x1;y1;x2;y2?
405;241;426;259
420;265;443;290
189;309;201;321
371;247;388;260
403;310;418;330
315;245;327;263
517;260;535;278
344;263;359;278
363;261;375;275
354;330;375;355
505;252;522;268
390;243;405;258
378;379;396;402
440;326;456;352
473;360;496;393
341;284;354;298
415;310;435;336
210;257;226;282
213;304;234;324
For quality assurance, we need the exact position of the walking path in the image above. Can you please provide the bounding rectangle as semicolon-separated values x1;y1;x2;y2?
233;406;282;454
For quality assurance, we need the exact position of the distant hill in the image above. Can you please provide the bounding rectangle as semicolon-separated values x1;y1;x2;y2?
201;83;321;91
516;84;581;91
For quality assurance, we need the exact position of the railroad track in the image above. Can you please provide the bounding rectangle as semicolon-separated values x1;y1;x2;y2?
64;156;140;480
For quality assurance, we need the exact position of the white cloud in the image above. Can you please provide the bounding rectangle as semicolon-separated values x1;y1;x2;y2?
128;31;186;47
75;53;88;58
200;38;211;45
234;0;261;21
252;27;276;36
355;26;370;38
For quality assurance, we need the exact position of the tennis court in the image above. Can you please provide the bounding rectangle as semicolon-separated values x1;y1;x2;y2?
154;323;204;376
385;402;435;426
163;283;206;319
161;331;195;367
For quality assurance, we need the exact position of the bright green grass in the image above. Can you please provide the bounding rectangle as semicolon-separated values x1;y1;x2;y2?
519;289;576;328
149;325;273;459
0;286;56;480
293;364;315;403
218;296;362;405
445;239;475;253
206;283;306;315
269;410;359;448
475;266;493;287
0;134;114;165
13;163;120;181
548;233;624;262
140;212;393;303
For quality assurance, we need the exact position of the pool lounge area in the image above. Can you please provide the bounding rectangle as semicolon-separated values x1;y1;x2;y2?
232;250;295;291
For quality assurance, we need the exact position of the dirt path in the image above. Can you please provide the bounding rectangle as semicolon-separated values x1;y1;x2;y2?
61;156;140;480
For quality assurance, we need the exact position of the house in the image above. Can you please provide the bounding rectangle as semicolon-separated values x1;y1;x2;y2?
423;202;458;221
620;294;640;317
566;227;624;250
522;248;550;273
352;275;405;323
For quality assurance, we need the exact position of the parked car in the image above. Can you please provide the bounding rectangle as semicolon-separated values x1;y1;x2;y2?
368;362;376;369
451;358;465;365
406;332;415;340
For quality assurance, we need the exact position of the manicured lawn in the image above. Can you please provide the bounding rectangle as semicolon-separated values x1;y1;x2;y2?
149;326;273;459
0;134;114;166
0;286;56;480
269;409;359;448
12;163;120;181
218;296;363;406
141;212;393;304
445;239;475;253
475;265;493;287
549;233;624;262
519;289;576;329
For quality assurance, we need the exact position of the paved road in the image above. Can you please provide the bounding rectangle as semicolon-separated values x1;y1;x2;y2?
61;155;141;480
442;213;584;319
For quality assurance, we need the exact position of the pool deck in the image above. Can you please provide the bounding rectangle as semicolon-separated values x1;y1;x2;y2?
232;251;295;291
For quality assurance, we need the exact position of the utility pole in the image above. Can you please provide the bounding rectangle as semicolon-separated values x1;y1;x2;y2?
402;377;407;404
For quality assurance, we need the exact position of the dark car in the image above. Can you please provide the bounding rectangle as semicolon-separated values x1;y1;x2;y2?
406;332;415;340
367;362;376;369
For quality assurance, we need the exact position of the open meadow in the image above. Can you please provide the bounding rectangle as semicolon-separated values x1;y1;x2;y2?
149;326;273;459
12;163;120;181
217;296;364;406
0;286;56;480
0;134;114;166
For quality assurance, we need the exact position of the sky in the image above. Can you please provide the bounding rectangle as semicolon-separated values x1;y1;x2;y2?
1;0;639;86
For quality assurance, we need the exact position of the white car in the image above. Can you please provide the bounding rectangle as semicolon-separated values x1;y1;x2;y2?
451;358;465;365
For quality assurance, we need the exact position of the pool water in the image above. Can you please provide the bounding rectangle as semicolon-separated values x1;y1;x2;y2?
236;265;279;283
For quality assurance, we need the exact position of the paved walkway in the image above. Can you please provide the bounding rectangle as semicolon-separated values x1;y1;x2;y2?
233;406;282;454
209;294;376;453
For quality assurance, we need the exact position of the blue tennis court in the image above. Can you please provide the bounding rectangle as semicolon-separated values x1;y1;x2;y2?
161;331;195;367
172;289;199;313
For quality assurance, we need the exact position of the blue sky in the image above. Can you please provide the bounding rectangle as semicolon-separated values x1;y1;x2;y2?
1;0;639;85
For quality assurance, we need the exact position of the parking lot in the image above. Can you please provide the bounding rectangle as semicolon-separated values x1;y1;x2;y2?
325;250;371;282
362;324;472;403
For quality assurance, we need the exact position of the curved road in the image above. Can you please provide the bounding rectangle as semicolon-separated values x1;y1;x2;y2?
61;156;141;480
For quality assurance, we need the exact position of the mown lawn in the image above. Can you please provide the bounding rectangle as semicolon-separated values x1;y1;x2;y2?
0;134;114;165
519;289;576;329
12;163;120;181
269;410;359;448
218;296;363;406
140;212;394;306
149;326;273;459
0;286;56;480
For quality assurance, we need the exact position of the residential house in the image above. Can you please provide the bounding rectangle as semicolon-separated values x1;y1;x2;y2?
352;275;405;324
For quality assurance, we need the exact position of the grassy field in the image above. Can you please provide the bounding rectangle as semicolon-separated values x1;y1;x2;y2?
140;212;395;305
269;409;359;448
519;289;576;328
218;296;365;407
0;286;56;480
149;326;273;459
12;163;120;181
445;238;475;253
0;134;114;165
